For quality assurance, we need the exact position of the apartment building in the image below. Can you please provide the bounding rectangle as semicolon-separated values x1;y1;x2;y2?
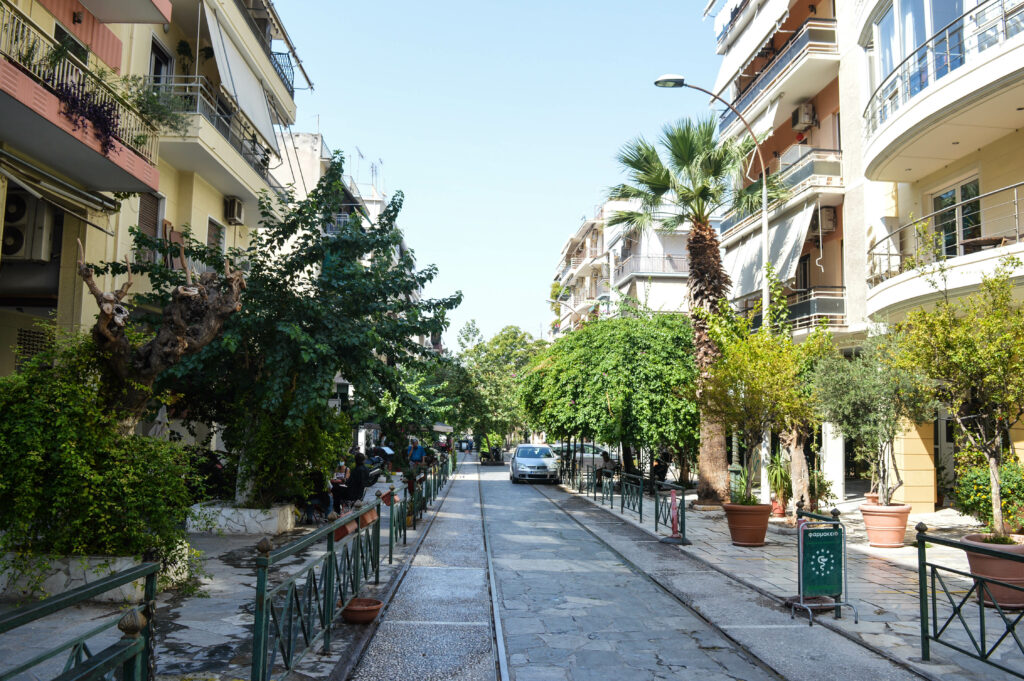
0;0;306;374
551;199;690;338
708;0;1024;510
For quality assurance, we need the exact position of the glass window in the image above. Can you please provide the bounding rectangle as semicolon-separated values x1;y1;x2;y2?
902;0;929;94
877;6;897;80
516;447;553;459
932;178;980;257
933;0;965;77
150;41;172;83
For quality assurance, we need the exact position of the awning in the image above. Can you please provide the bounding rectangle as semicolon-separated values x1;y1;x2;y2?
712;0;790;99
750;96;781;137
433;423;454;434
0;153;117;235
204;3;279;153
722;203;816;299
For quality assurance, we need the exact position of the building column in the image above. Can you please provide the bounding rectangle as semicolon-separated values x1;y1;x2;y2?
821;422;845;505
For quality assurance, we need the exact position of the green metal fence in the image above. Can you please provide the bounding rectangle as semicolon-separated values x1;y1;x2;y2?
620;473;643;523
251;500;382;681
0;562;159;681
600;475;614;507
653;481;687;538
916;523;1024;678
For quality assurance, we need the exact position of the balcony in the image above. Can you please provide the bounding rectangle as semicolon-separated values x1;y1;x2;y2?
719;19;838;135
746;286;846;330
77;0;171;23
862;0;1024;181
867;180;1024;319
0;0;159;191
232;0;296;96
719;148;843;236
614;255;689;284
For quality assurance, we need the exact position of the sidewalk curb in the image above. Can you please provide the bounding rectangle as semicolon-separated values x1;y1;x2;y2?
557;484;940;681
329;461;462;681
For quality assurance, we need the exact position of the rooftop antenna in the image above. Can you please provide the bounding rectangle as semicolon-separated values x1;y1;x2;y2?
355;146;365;182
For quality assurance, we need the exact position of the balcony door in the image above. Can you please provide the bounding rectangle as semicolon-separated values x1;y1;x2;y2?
932;177;980;257
150;40;173;84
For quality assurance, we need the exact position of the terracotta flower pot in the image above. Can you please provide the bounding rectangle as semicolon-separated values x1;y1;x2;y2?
859;503;912;548
864;492;880;505
333;520;358;541
381;490;394;507
770;499;787;518
340;597;383;624
722;503;772;546
962;534;1024;609
359;508;379;528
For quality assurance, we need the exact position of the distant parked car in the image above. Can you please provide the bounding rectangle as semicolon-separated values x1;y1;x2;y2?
509;444;558;484
555;442;619;473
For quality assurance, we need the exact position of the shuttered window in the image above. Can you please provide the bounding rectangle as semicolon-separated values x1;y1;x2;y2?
136;193;160;263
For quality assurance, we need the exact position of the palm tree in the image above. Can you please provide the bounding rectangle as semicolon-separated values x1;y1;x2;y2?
608;117;785;503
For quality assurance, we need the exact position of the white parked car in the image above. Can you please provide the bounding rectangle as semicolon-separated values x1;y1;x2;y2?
509;444;558;484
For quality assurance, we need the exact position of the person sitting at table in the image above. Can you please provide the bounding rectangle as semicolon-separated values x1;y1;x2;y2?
652;456;669;483
596;452;616;480
330;462;350;514
343;453;371;508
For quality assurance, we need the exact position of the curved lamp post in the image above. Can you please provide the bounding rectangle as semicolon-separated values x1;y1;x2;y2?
654;74;772;503
653;74;771;323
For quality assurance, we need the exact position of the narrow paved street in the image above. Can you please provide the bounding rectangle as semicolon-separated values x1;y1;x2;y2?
353;458;921;681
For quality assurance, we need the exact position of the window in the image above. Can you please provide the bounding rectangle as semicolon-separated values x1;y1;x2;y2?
207;219;225;252
53;24;88;63
150;40;172;83
135;193;162;263
796;254;810;291
932;177;980;257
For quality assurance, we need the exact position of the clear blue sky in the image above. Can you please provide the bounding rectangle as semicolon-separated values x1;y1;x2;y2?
275;0;722;344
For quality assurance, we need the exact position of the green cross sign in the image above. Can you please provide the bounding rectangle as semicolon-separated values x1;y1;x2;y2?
801;526;843;597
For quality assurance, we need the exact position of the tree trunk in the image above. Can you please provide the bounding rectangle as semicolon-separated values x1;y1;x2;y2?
697;419;729;503
782;429;809;514
989;452;1006;536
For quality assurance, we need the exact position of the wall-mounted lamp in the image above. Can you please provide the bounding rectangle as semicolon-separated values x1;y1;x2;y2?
162;23;171;34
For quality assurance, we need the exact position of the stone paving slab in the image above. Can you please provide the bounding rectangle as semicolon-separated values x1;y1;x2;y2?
557;482;1021;681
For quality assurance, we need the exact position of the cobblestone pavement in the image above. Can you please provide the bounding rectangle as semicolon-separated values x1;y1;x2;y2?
558;477;1021;681
351;457;495;681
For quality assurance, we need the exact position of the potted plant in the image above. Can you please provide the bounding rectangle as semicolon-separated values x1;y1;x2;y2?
895;260;1024;594
722;466;772;546
766;451;791;518
814;333;935;548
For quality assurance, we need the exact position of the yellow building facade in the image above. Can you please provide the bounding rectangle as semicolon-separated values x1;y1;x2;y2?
0;0;304;374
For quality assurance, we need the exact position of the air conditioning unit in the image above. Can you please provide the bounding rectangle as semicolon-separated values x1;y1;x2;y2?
819;206;837;234
2;191;54;262
791;102;815;132
224;196;244;225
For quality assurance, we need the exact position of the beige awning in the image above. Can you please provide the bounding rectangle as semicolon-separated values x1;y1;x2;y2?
711;0;790;99
722;203;816;299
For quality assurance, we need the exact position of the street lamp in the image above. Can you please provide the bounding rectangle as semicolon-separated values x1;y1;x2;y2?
653;74;771;324
655;74;772;503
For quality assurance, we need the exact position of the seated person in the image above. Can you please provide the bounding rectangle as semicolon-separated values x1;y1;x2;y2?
335;453;371;510
330;463;349;514
652;457;669;483
596;452;616;479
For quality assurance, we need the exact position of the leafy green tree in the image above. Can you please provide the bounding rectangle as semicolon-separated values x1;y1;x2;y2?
700;268;832;504
609;117;787;503
813;333;935;506
520;315;699;476
894;258;1024;536
462;325;547;445
98;155;461;506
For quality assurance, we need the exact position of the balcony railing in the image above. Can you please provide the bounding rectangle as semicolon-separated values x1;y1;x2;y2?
745;286;846;329
867;180;1024;287
864;0;1024;138
0;0;158;163
614;255;689;283
146;75;275;184
720;19;838;132
719;148;843;234
232;0;295;95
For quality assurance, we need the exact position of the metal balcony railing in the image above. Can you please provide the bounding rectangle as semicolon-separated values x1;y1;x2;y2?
146;75;275;185
0;0;158;163
864;0;1024;138
867;180;1024;287
744;286;847;330
719;19;838;132
614;255;689;283
718;148;842;235
232;0;295;95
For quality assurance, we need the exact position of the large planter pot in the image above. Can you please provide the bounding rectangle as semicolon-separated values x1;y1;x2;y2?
770;499;786;518
722;503;772;546
859;503;912;548
341;597;383;624
962;534;1024;609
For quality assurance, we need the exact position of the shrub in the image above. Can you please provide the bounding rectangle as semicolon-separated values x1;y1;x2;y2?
0;329;201;595
954;462;1024;532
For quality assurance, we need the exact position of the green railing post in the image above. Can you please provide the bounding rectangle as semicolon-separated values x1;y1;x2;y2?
374;492;382;585
141;565;157;681
387;485;396;564
353;522;362;595
323;519;336;655
638;483;643;523
654;489;661;532
916;522;930;662
117;610;145;681
251;537;273;681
